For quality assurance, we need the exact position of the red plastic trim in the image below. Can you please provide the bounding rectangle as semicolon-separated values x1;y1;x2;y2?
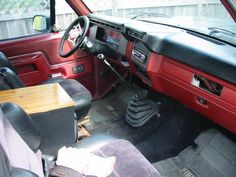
0;32;95;94
66;0;91;16
146;53;236;133
221;0;236;22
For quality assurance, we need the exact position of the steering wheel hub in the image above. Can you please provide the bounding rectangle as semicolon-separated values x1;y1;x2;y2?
59;16;89;58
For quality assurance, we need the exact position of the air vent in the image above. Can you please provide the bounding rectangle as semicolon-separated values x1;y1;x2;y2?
90;18;123;32
127;29;145;40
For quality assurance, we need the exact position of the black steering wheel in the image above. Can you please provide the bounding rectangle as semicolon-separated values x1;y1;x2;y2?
59;16;89;58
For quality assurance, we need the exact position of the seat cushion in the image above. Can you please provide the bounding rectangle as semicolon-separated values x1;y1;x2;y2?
42;78;92;119
74;134;117;152
93;139;160;177
68;134;160;177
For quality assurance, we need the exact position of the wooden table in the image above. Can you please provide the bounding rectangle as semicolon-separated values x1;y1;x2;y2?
0;83;75;114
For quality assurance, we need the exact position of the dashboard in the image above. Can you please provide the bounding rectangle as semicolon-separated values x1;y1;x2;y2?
87;14;236;133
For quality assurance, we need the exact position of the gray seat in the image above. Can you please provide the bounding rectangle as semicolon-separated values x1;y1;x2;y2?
0;52;17;73
0;144;39;177
0;102;161;177
0;52;92;119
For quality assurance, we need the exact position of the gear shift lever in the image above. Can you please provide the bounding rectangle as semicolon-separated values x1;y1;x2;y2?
97;54;147;98
97;53;161;127
97;54;135;92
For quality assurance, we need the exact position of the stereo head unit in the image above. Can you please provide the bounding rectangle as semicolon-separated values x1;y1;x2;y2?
131;41;150;72
132;48;147;64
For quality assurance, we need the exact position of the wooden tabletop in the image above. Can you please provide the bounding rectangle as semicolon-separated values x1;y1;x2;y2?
0;83;75;114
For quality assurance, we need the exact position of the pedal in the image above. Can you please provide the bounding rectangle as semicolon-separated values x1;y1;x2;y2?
125;95;161;127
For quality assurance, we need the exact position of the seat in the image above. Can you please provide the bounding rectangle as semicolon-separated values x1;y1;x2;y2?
0;102;161;177
0;52;92;119
0;144;39;177
0;52;17;73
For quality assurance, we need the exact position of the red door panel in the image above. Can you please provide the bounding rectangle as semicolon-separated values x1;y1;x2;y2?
0;32;89;64
9;52;50;86
0;32;95;94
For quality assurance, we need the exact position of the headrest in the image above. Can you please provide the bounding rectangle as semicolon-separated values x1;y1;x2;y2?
0;52;16;72
0;67;25;90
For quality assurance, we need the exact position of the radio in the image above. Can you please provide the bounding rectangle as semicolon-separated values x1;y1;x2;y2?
132;48;147;64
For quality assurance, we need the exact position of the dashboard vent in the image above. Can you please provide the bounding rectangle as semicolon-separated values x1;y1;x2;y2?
127;29;145;40
90;18;123;32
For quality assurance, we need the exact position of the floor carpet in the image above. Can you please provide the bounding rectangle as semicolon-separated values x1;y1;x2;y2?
85;84;218;163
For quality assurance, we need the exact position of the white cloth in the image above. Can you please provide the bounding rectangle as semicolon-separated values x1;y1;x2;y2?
57;146;116;177
0;108;44;177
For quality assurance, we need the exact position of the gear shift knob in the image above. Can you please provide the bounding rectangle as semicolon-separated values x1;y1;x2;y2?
97;53;106;61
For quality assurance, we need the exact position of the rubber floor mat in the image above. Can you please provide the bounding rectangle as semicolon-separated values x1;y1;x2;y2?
153;129;236;177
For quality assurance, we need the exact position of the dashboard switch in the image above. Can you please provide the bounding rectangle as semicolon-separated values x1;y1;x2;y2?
72;64;85;74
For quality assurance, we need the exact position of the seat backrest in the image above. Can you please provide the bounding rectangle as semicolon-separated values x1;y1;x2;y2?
0;102;42;152
0;143;11;177
0;67;25;91
0;143;39;177
0;52;16;73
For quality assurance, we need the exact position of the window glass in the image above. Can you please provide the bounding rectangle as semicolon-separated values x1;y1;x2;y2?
83;0;236;45
0;0;50;40
55;0;78;31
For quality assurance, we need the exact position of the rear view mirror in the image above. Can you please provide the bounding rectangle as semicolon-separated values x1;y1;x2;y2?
33;15;48;31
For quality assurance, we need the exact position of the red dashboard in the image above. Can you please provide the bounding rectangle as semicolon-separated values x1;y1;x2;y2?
125;42;236;133
89;14;236;133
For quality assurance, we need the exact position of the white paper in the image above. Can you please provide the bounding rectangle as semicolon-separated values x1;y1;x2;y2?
56;146;116;177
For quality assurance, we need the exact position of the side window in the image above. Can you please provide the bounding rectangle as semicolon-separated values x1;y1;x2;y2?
55;1;78;31
0;0;51;40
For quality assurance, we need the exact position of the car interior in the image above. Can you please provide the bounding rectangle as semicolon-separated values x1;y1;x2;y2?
0;0;236;177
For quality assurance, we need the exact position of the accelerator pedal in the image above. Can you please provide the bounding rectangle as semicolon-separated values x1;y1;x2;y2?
125;95;161;127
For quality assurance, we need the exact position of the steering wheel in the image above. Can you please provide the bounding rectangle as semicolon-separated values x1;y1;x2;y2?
59;16;89;58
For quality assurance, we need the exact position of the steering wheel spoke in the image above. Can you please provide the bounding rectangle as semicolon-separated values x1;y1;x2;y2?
59;16;89;58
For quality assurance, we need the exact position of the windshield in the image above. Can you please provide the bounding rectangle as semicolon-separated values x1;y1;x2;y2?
83;0;236;45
